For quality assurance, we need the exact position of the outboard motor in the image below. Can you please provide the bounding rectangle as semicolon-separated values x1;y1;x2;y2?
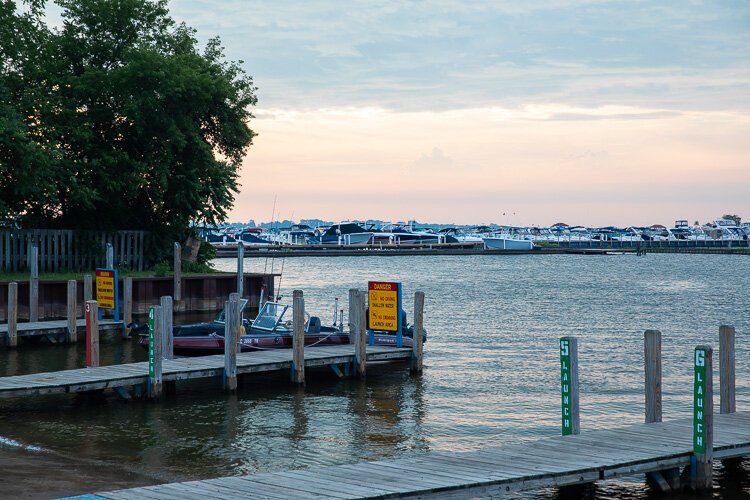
306;316;322;334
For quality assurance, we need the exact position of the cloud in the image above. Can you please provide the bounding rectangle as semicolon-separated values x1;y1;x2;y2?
413;147;453;168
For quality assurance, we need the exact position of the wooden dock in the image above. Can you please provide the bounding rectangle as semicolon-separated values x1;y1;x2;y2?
86;411;750;499
0;318;122;340
0;344;411;398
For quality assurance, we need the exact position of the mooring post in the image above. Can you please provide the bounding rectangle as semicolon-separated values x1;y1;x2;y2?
237;242;245;298
7;282;18;347
29;243;39;322
123;277;133;339
357;290;367;376
411;291;425;373
160;296;174;360
349;289;366;377
173;242;181;302
66;280;77;343
224;292;240;391
692;345;713;490
85;300;99;368
148;305;163;399
84;274;93;303
719;325;735;414
291;290;305;384
644;330;662;423
559;336;579;435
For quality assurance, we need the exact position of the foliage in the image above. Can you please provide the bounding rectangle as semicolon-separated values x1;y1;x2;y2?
0;0;256;264
722;214;741;225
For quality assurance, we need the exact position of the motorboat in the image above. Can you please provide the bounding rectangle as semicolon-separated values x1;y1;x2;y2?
482;234;534;250
137;299;424;356
310;222;374;245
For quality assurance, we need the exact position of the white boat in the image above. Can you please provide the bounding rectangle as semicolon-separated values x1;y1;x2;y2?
482;236;534;250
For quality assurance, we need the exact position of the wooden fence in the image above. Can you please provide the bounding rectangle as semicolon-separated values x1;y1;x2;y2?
0;229;149;273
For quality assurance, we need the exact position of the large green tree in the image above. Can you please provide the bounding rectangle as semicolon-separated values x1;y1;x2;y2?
1;0;256;255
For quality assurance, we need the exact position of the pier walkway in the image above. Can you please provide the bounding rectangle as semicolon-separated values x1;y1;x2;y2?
0;318;122;341
0;344;411;398
91;412;750;499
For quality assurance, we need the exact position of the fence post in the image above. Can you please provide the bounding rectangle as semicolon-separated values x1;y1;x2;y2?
291;290;305;384
7;282;17;347
84;274;93;303
560;336;579;435
66;280;77;343
85;300;99;368
106;242;114;269
644;330;662;423
160;296;174;360
719;325;735;414
349;289;366;377
224;292;240;391
411;291;425;373
173;242;181;302
123;277;133;339
237;242;245;298
29;243;39;322
148;306;163;399
692;346;713;490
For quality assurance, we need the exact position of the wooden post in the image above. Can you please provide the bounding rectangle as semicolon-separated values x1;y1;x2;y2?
148;306;163;399
66;280;77;343
85;300;99;368
160;296;174;360
106;242;114;268
291;290;305;384
123;277;133;339
560;336;579;435
719;325;735;414
7;282;17;347
224;292;240;391
29;243;38;322
692;345;713;490
411;291;425;373
644;330;662;423
349;289;366;377
237;242;245;298
357;290;367;375
173;242;181;301
84;274;93;303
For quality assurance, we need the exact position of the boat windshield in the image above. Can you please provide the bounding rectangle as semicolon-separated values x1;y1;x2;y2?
216;298;249;323
251;302;289;331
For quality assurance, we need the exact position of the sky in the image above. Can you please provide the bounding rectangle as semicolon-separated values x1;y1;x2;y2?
100;2;750;225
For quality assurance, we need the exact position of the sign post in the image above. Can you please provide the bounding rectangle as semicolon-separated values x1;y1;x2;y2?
367;281;403;347
95;268;119;321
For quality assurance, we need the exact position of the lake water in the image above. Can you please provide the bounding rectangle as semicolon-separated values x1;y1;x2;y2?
1;253;749;498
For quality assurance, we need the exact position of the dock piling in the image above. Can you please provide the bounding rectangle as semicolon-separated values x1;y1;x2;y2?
291;290;305;384
66;280;77;343
29;243;39;322
123;277;133;339
349;289;366;377
719;325;735;414
559;336;579;435
224;293;240;391
692;345;713;490
148;305;163;399
160;296;174;360
105;243;113;268
237;242;245;298
644;330;662;423
411;291;425;373
7;282;17;347
173;242;182;301
85;300;99;368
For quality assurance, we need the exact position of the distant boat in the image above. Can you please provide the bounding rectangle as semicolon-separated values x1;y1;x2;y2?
310;222;374;245
482;236;534;250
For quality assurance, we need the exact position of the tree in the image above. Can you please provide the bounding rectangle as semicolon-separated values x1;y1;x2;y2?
722;214;741;225
1;0;256;260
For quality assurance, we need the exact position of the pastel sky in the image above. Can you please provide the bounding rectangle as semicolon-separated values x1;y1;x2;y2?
173;2;747;225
